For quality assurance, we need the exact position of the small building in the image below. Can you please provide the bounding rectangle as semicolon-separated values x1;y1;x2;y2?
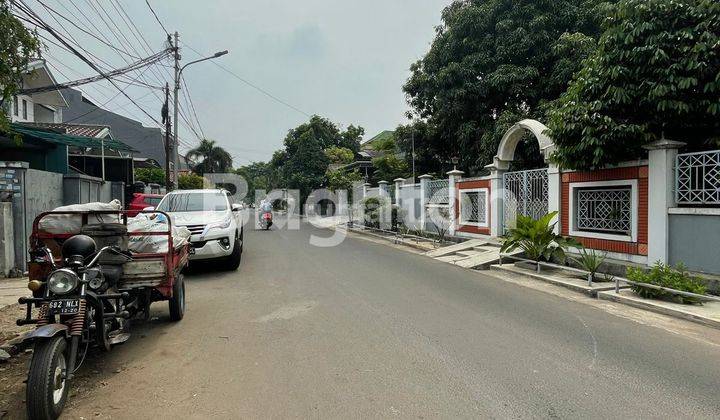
8;59;68;124
16;122;136;185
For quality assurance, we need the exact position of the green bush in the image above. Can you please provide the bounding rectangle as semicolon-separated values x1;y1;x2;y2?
362;197;386;229
571;248;607;281
500;212;581;264
178;173;204;190
134;168;165;185
627;262;707;305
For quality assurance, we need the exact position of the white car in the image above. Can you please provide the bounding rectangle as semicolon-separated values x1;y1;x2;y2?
154;189;244;270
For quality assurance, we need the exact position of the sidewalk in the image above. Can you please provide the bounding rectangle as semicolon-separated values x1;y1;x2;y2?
0;277;28;310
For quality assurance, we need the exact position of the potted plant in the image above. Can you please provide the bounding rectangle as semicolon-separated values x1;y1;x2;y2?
500;211;581;271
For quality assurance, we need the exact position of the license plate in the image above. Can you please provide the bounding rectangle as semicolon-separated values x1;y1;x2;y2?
48;299;80;315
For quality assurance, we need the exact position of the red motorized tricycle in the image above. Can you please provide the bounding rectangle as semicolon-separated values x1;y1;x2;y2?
17;210;190;419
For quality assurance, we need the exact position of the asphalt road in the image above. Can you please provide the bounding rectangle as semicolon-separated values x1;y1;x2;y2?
56;219;720;419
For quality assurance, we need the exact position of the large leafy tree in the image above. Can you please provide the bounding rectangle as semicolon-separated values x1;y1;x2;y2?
0;1;41;134
326;169;363;192
548;0;720;169
235;161;271;203
264;116;365;207
403;0;611;172
284;116;363;152
324;146;355;164
372;154;409;182
187;139;233;174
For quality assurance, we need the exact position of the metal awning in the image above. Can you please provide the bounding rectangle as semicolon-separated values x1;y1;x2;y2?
7;123;137;153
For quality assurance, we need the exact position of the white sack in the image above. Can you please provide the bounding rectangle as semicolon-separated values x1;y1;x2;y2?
127;215;191;253
39;200;122;234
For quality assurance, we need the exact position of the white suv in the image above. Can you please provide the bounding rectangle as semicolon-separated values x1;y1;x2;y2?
155;189;244;270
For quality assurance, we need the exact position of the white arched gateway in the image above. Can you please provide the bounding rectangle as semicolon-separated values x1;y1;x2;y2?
485;119;559;236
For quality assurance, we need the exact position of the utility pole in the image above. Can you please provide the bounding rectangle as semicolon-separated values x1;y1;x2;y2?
171;33;227;185
163;82;171;190
411;131;416;183
172;31;180;189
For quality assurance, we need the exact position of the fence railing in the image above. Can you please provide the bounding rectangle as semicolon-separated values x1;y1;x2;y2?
676;149;720;205
499;253;720;302
427;179;449;204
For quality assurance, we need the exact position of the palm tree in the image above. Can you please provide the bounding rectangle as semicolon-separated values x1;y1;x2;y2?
186;139;233;174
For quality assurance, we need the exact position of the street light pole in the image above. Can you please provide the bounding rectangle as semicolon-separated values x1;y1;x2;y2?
171;31;228;188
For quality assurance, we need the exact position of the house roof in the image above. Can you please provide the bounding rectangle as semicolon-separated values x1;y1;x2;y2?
23;59;69;108
19;122;110;138
361;130;395;150
61;88;166;163
9;123;136;153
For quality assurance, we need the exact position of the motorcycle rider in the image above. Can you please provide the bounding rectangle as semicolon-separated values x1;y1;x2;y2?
258;198;273;224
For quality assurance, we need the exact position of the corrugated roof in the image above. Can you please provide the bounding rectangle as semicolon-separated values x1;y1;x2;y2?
7;124;137;152
21;122;108;138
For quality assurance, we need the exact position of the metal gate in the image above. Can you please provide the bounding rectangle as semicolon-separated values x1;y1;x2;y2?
503;168;548;232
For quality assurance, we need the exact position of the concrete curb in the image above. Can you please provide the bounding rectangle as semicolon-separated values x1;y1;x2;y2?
598;290;720;330
490;265;622;297
345;227;438;252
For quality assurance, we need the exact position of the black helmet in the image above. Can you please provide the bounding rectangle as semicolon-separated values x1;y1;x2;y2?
62;234;97;259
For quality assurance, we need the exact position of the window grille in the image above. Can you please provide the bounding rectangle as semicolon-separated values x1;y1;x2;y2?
676;150;720;205
459;189;487;225
575;187;632;234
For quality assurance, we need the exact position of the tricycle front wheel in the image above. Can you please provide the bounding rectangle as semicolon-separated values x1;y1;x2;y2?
26;336;69;420
169;273;185;321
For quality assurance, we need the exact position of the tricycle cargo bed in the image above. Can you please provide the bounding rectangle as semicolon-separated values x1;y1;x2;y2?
29;210;190;300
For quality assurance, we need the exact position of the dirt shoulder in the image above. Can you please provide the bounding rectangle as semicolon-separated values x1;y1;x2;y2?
0;304;33;418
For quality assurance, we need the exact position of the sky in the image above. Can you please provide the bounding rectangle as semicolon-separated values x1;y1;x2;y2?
26;0;453;165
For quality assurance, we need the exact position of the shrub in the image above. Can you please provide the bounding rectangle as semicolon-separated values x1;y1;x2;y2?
134;168;165;185
627;262;707;304
362;197;386;229
178;173;204;190
500;212;581;264
571;248;607;281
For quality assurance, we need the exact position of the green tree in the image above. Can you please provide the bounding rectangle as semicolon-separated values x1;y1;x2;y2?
324;146;355;164
372;154;409;182
0;1;41;135
186;139;233;174
134;168;165;184
548;0;720;169
403;0;612;172
270;116;364;209
282;125;329;205
178;172;204;189
326;169;362;192
235;161;270;203
283;116;363;152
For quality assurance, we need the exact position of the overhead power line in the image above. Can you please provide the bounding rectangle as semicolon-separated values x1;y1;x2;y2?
12;0;163;126
181;41;312;118
20;49;169;94
33;0;141;60
145;0;170;37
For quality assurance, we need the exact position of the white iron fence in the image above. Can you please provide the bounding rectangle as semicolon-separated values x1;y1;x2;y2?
427;179;449;204
676;149;720;205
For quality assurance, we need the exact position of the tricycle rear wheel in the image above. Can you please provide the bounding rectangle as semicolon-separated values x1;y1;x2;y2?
169;273;185;321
